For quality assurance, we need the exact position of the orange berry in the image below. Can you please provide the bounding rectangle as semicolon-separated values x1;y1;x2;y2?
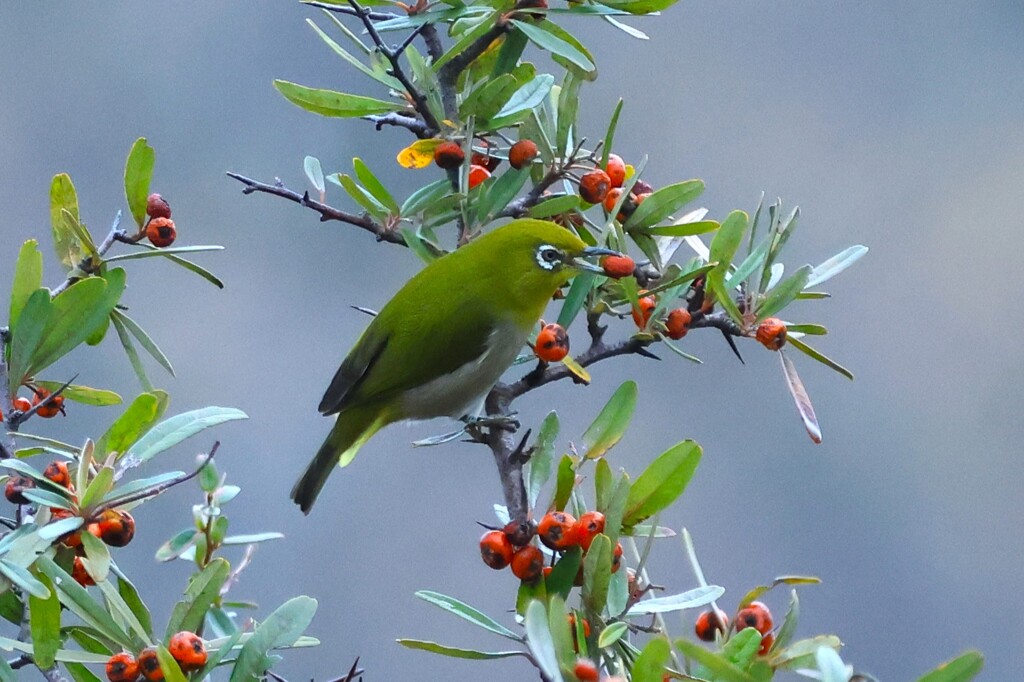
106;652;140;682
574;659;600;682
4;476;34;505
72;556;94;587
542;565;553;579
574;511;605;551
13;396;32;412
480;530;514;570
694;608;729;642
578;169;612;204
634;192;651;206
96;509;136;547
534;323;569;363
611;542;624;573
168;631;208;672
759;632;775;656
602;186;624;214
146;217;176;248
138;648;162;682
502;519;535;548
755;318;787;350
434;141;465;169
508;139;539;169
601;254;635;279
537;511;577;551
43;461;71;488
665;308;692;340
567;614;591;652
603;153;626;188
632;295;656;329
735;601;773;635
510;545;544;582
33;389;64;419
468;164;491;189
146;193;172;220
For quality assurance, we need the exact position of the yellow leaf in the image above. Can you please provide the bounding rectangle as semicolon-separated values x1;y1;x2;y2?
397;139;442;169
561;355;591;384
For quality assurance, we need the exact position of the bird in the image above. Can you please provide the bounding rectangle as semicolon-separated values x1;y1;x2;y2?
291;219;616;513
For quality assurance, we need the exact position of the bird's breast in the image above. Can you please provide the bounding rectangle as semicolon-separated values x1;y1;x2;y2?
398;319;526;420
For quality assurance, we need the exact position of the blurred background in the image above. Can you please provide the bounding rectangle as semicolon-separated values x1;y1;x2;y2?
1;1;1021;679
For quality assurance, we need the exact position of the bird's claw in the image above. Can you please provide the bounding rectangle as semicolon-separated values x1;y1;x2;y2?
461;412;521;435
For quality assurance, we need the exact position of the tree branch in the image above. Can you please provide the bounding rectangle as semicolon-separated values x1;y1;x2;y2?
362;112;433;138
436;21;510;96
305;1;399;21
226;173;406;246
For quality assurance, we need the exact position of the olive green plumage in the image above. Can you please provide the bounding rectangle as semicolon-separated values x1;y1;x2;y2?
291;219;610;513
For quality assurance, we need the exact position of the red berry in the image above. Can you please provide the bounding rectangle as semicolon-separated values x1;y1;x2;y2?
508;139;539;169
735;601;773;635
694;607;729;642
603;153;626;188
759;632;775;656
567;614;591;652
4;476;34;505
601;254;635;279
534;323;569;363
43;461;72;488
146;217;176;248
632;295;656;329
106;652;140;682
13;396;32;412
146;193;172;220
168;631;208;672
480;530;514;570
33;389;64;419
611;542;624;573
602;186;624;213
537;511;577;551
433;141;465;169
94;509;136;547
578;170;612;204
510;545;544;582
574;511;605;551
138;648;162;682
665;308;692;340
573;658;600;682
468;164;491;189
502;519;535;547
755;318;787;350
72;556;94;587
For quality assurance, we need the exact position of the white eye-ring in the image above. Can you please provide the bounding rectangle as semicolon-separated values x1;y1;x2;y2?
536;244;562;270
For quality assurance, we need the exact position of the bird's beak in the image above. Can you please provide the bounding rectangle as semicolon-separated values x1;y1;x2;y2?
571;246;620;274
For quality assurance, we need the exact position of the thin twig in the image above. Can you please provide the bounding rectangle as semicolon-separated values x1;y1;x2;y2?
436;22;509;94
226;173;406;246
505;336;657;399
104;441;220;510
305;1;398;20
51;212;128;296
362;112;433;138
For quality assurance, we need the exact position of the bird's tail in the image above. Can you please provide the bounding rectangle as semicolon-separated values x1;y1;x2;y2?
291;406;386;514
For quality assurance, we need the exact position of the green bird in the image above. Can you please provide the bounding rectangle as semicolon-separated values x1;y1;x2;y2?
291;219;615;513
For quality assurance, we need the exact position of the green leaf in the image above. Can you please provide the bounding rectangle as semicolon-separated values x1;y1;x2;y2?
601;474;631;548
229;596;317;682
9;240;43;332
738;575;822;607
353;158;399;214
771;635;842;668
786;337;853;380
553;454;575;511
156;646;189;682
785;323;828;336
492;73;555;121
110;310;175;377
38;516;84;542
527;412;559;508
624;180;704;230
396;639;526;660
0;657;14;682
545;546;581;601
815;646;850;682
465;75;519;123
707;209;748;321
643;220;719;237
111;314;152;392
545;595;575;672
524;600;563;682
627;584;723;616
95;578;150;645
774;590;800;651
115;572;153;638
594;457;612;510
756;264;811;322
806;245;868;288
306;17;402;90
220;532;285;546
632;638;670;682
49;173;83;271
414;591;520;641
7;289;52;393
676;638;757;682
582;534;611;614
124;138;155;229
80;532;111;583
36;556;135;650
623;440;701;526
21;487;76;510
95;392;166;459
79;463;114;510
556;70;582;155
528;194;580;219
102;245;224;263
433;10;499;71
555;270;597;330
401;179;451;216
780;351;823;444
597;621;628;648
581;381;637;459
595;0;680;15
126;243;225;288
122;406;248;466
34;382;120;406
476;166;530;225
154;528;199;562
536;19;597;79
333;173;389;220
274;80;404;117
166;558;230;640
916;651;984;682
0;560;50;599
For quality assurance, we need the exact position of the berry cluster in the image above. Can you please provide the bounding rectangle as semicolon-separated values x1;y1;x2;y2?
0;385;67;423
4;460;137;587
105;631;208;682
479;510;622;583
143;193;177;247
434;138;540;189
577;153;653;224
694;600;775;656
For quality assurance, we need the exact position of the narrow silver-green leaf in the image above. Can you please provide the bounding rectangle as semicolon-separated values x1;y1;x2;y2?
124;138;155;228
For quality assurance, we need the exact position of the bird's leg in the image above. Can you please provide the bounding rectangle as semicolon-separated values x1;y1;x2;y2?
460;412;521;433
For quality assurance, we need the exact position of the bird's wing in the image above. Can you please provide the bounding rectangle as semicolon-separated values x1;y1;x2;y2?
318;302;500;416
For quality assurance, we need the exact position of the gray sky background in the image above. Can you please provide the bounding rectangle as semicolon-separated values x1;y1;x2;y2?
1;2;1022;680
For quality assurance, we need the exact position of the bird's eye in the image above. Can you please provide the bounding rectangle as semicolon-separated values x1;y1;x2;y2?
536;245;563;270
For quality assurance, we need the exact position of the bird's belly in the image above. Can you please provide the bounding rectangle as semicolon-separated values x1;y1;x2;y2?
399;322;525;419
